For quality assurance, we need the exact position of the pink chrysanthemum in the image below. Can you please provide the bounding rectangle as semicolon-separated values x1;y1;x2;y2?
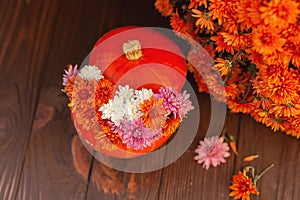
107;120;123;135
178;90;194;118
119;118;162;150
62;64;78;86
158;87;194;118
194;136;230;169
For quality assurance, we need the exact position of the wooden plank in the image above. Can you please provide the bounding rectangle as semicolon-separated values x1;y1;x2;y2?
14;0;121;199
158;90;240;199
0;0;63;199
235;115;300;200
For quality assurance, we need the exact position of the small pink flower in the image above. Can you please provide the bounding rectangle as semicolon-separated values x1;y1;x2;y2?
62;64;78;86
158;87;193;118
119;118;162;150
178;90;194;118
194;136;230;170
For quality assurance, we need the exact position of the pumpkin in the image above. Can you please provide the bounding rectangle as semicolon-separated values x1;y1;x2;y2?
73;26;187;158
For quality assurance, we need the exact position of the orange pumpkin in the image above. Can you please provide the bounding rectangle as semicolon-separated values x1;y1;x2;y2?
74;27;187;158
89;26;187;92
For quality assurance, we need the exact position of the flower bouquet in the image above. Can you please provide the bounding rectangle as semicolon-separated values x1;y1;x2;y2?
155;0;300;138
62;27;194;158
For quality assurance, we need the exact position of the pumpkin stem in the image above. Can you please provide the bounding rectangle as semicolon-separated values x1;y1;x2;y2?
123;40;143;60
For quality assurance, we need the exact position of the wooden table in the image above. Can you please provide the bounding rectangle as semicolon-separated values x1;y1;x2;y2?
0;0;299;199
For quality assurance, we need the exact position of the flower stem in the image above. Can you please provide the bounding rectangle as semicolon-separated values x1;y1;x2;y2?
254;164;274;185
240;72;255;103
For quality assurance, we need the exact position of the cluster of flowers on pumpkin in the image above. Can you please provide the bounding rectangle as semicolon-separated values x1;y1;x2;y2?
62;64;194;151
155;0;300;138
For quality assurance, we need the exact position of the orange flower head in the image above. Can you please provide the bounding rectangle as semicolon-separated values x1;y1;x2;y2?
74;106;99;132
227;99;254;114
252;27;286;56
236;0;262;30
95;78;114;109
211;33;235;54
208;0;236;25
162;116;181;136
170;12;187;34
229;172;259;200
69;77;96;111
140;96;167;130
225;84;240;99
154;0;173;17
265;117;285;132
214;58;232;76
260;0;300;29
192;9;215;33
189;0;208;9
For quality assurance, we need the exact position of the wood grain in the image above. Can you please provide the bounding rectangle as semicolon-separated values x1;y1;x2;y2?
0;0;61;199
0;0;299;200
235;115;300;200
158;91;241;200
14;0;113;199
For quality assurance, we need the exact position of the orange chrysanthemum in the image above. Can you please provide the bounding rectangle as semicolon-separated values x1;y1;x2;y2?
140;96;167;130
220;32;249;50
205;73;227;102
227;98;254;114
156;0;300;137
94;78;114;109
170;12;187;34
192;9;215;32
189;0;208;9
211;33;235;54
253;97;272;110
269;102;300;118
229;172;259;200
214;58;232;76
64;77;75;97
265;117;285;132
253;66;300;105
286;117;300;138
250;108;269;125
69;77;96;111
154;0;173;17
251;27;286;56
225;84;240;99
162;116;181;136
235;0;262;30
208;0;236;25
260;0;300;29
74;106;99;132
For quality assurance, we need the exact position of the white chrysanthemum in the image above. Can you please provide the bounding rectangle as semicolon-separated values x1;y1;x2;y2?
116;85;134;100
126;101;143;119
99;96;125;126
78;65;103;81
99;86;153;124
132;88;153;104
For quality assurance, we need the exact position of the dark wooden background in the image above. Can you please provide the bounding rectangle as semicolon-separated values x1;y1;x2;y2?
0;0;299;199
